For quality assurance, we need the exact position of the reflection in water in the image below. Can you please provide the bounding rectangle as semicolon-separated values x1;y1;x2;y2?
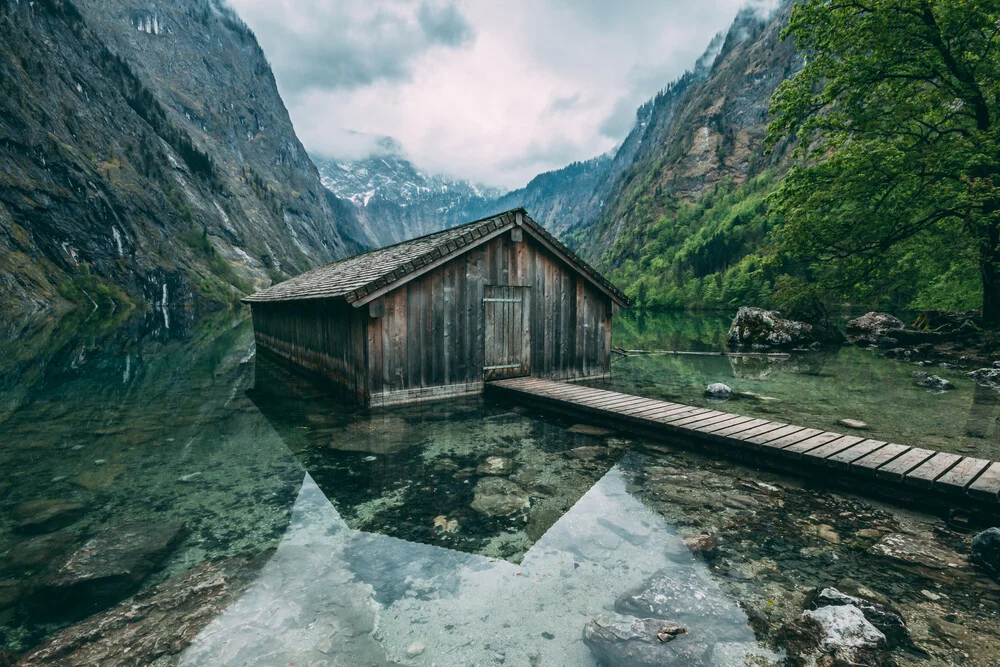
607;311;1000;458
2;309;1000;665
180;464;764;666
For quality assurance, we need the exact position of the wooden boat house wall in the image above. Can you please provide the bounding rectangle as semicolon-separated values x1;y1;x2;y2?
243;208;631;406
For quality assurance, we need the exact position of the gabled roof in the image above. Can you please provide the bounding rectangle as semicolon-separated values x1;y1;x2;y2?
242;208;630;307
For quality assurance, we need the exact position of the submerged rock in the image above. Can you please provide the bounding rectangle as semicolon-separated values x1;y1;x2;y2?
970;528;1000;575
476;456;514;476
968;367;1000;391
839;418;868;429
565;445;609;461
705;383;733;399
614;568;749;641
567;423;615;436
811;588;909;649
868;532;963;570
916;375;954;390
20;557;256;665
846;312;905;345
583;613;708;666
682;534;718;558
14;499;87;535
726;307;815;350
32;520;186;617
470;478;529;517
798;604;890;666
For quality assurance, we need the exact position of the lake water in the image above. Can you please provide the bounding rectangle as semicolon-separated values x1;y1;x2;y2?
1;309;999;665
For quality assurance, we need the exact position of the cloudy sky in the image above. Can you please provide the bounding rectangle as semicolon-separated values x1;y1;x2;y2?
229;0;756;189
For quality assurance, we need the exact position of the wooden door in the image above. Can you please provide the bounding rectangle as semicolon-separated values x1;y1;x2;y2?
483;285;531;381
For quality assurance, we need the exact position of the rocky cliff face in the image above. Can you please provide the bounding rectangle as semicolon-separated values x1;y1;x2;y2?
0;0;367;321
580;2;800;265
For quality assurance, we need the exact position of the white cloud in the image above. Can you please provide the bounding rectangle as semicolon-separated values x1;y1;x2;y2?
228;0;749;188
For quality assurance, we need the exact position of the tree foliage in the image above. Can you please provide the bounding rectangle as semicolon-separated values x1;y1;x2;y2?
767;0;1000;324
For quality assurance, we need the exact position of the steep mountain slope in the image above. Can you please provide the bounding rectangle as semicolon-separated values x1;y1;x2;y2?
0;0;366;321
313;140;502;247
575;2;801;309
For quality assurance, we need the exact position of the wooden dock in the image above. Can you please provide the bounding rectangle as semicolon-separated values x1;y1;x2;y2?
487;377;1000;514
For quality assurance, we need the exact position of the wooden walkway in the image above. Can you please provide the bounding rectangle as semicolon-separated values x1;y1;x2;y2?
487;377;1000;513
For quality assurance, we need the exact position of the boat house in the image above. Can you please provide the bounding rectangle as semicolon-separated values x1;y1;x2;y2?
243;208;631;406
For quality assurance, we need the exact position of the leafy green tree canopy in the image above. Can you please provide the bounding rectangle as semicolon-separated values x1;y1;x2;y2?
767;0;1000;324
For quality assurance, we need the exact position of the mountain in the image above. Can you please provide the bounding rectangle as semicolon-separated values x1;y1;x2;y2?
570;2;801;310
312;140;503;247
0;0;368;322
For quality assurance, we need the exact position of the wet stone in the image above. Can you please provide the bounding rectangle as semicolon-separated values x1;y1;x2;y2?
476;456;514;476
839;418;868;429
795;605;890;666
682;534;718;558
565;445;609;461
810;587;909;649
583;613;709;667
19;557;255;665
6;531;76;571
970;527;1000;575
614;568;750;642
567;424;615;436
868;532;964;570
705;383;732;399
470;478;529;517
13;499;87;535
32;520;186;618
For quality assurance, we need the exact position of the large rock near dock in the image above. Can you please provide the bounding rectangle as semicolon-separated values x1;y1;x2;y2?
846;312;905;345
726;307;815;349
32;520;186;617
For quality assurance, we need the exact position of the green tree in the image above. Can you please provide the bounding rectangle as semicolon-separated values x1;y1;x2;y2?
767;0;1000;325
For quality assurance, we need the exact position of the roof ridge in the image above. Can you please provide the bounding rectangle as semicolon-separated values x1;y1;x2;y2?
242;207;630;307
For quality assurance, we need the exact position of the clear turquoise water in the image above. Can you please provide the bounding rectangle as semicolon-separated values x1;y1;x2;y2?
1;309;998;665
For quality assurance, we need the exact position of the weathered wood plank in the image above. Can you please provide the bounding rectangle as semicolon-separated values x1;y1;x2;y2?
935;457;991;493
758;427;824;452
876;448;936;481
851;443;910;474
967;462;1000;501
905;452;963;488
707;418;775;438
825;440;887;469
804;435;866;462
743;424;807;447
694;415;757;434
781;432;845;458
667;411;728;428
727;421;789;442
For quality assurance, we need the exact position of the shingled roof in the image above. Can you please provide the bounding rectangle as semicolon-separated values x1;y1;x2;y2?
242;208;630;307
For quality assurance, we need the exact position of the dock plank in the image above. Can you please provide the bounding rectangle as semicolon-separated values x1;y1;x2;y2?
968;462;1000;501
851;443;909;474
730;421;790;442
744;424;807;447
782;432;847;458
905;452;963;488
826;440;887;469
705;418;772;437
695;415;757;434
876;447;936;481
805;435;866;462
758;428;823;452
935;457;992;493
